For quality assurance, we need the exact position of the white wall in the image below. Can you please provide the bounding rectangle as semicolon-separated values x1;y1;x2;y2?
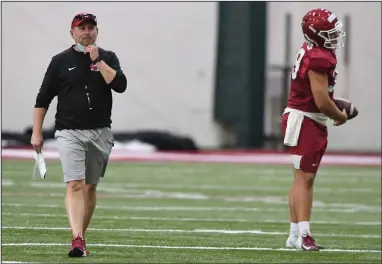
266;2;381;152
2;2;219;148
3;2;381;152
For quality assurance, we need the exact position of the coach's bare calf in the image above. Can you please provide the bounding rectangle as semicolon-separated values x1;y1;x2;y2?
66;180;97;238
83;183;97;235
66;180;86;238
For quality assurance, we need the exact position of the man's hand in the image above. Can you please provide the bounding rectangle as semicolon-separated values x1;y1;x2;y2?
31;132;44;153
333;109;348;126
85;45;99;62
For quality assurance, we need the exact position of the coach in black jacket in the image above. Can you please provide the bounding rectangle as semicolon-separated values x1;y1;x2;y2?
31;13;127;257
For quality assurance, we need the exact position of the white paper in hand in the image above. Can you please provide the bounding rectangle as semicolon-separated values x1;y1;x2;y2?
33;152;47;179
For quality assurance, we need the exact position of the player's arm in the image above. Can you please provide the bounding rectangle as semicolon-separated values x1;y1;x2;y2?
308;69;347;122
32;57;59;152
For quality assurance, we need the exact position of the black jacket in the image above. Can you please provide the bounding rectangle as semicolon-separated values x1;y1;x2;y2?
35;45;127;130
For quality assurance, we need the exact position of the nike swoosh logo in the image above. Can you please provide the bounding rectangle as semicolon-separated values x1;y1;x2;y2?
68;67;76;71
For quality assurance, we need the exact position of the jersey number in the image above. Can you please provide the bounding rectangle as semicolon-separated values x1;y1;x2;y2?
291;44;313;80
291;49;305;80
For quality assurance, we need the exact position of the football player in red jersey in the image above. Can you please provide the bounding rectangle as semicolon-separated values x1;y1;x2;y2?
281;9;348;251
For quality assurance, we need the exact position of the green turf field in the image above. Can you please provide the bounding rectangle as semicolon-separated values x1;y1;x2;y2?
2;160;381;263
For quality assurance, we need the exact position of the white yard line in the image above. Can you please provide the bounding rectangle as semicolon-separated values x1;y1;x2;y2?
24;181;382;192
2;180;379;193
1;262;37;264
2;212;381;226
2;242;381;253
3;203;381;213
2;179;15;186
4;188;381;208
121;183;380;193
104;166;379;177
2;262;32;264
3;182;382;208
6;191;382;208
105;170;381;180
2;226;380;238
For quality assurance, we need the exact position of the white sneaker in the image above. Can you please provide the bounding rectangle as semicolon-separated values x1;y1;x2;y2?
295;235;303;249
285;235;298;248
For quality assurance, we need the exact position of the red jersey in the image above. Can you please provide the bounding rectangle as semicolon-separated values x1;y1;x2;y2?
287;42;337;113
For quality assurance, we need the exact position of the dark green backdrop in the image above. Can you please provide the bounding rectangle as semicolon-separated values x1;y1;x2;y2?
213;2;267;149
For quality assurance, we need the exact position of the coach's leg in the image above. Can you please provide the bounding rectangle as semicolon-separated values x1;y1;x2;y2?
82;152;109;237
56;130;87;238
82;128;114;236
55;130;88;257
83;183;97;235
66;180;86;238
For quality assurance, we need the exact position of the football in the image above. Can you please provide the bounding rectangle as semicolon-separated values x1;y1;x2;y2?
333;98;358;120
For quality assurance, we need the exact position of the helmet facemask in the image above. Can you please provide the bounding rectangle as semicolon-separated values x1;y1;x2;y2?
318;21;346;49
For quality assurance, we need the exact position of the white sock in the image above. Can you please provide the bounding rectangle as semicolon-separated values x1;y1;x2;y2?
289;222;299;237
298;221;311;236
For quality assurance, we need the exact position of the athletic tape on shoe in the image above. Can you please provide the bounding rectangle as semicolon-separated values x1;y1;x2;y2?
33;152;47;179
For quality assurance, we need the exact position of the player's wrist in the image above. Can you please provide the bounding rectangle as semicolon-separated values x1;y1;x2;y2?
337;111;347;122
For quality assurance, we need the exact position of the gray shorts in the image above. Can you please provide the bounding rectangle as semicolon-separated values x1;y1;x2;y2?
54;127;114;184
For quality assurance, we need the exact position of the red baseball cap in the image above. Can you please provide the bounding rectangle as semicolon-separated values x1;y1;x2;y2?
71;12;97;29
